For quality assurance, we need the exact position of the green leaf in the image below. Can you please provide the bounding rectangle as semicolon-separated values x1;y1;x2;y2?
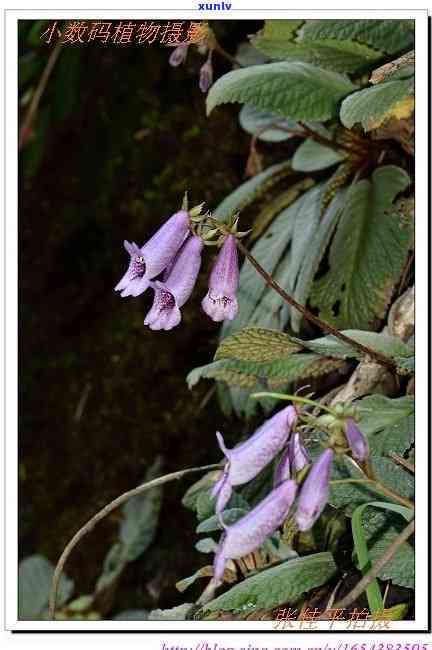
195;538;219;554
203;552;337;612
351;501;413;613
196;508;249;534
96;458;163;592
214;161;292;222
291;190;345;332
216;327;302;363
298;330;413;361
239;104;296;142
301;19;414;55
359;504;414;588
182;470;221;511
19;555;74;620
148;604;194;620
206;62;357;122
292;136;345;172
187;355;345;391
340;79;413;131
356;394;414;456
311;166;412;329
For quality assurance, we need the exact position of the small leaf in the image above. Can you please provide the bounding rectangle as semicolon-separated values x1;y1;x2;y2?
297;330;413;361
292;136;345;172
207;62;356;122
18;555;74;620
182;471;221;512
197;508;249;533
356;394;414;456
203;552;337;612
195;538;219;554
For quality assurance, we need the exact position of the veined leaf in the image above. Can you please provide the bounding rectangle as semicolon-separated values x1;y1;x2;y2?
297;330;413;361
216;327;302;363
301;19;414;55
214;161;292;222
207;62;357;122
356;394;414;456
239;104;297;142
203;552;337;612
340;78;414;131
311;166;413;329
292;136;345;172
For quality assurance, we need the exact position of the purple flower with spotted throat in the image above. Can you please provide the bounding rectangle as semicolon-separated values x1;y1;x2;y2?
115;210;190;298
202;234;239;322
212;405;297;516
295;448;334;532
144;235;203;331
212;480;297;587
345;417;369;462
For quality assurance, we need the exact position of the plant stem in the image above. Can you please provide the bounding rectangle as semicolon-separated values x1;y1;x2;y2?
48;462;222;620
388;452;415;474
19;30;65;150
213;41;242;68
235;239;396;372
252;391;339;417
332;519;414;610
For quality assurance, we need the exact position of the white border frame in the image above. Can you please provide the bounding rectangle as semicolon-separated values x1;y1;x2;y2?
4;2;430;635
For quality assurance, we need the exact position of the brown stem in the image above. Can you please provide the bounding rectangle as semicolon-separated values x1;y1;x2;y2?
212;41;242;68
19;31;65;150
48;463;222;620
235;239;396;372
298;121;367;157
388;452;415;474
333;519;414;610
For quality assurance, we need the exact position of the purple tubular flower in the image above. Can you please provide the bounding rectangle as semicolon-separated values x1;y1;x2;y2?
144;235;203;331
213;405;297;514
289;432;311;473
169;43;189;67
295;448;334;532
212;480;297;586
345;418;369;462
274;448;291;487
115;210;190;298
202;234;240;322
199;55;213;93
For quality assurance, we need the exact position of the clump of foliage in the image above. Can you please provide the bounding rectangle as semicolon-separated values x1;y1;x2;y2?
19;18;415;623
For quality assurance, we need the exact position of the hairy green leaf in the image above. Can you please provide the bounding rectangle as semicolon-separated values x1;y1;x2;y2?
298;330;413;361
301;19;414;55
311;166;412;329
216;327;302;363
356;394;414;456
207;62;356;121
340;78;413;131
203;552;337;612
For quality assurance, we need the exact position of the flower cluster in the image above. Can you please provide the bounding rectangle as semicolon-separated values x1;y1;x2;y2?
168;23;215;94
114;205;241;330
210;402;370;587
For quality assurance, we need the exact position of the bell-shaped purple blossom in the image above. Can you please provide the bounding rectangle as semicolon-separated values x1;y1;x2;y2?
295;448;334;532
144;235;203;331
213;405;297;514
199;54;213;93
212;480;297;586
202;234;240;322
345;418;369;462
115;210;190;298
289;432;311;473
169;43;189;67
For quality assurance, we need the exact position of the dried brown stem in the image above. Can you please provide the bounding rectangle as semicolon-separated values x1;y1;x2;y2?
48;463;222;620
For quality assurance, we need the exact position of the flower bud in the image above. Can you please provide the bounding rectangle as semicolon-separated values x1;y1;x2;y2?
289;432;311;473
202;234;239;322
345;418;369;462
169;43;189;67
212;480;297;586
295;448;334;532
199;55;213;93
